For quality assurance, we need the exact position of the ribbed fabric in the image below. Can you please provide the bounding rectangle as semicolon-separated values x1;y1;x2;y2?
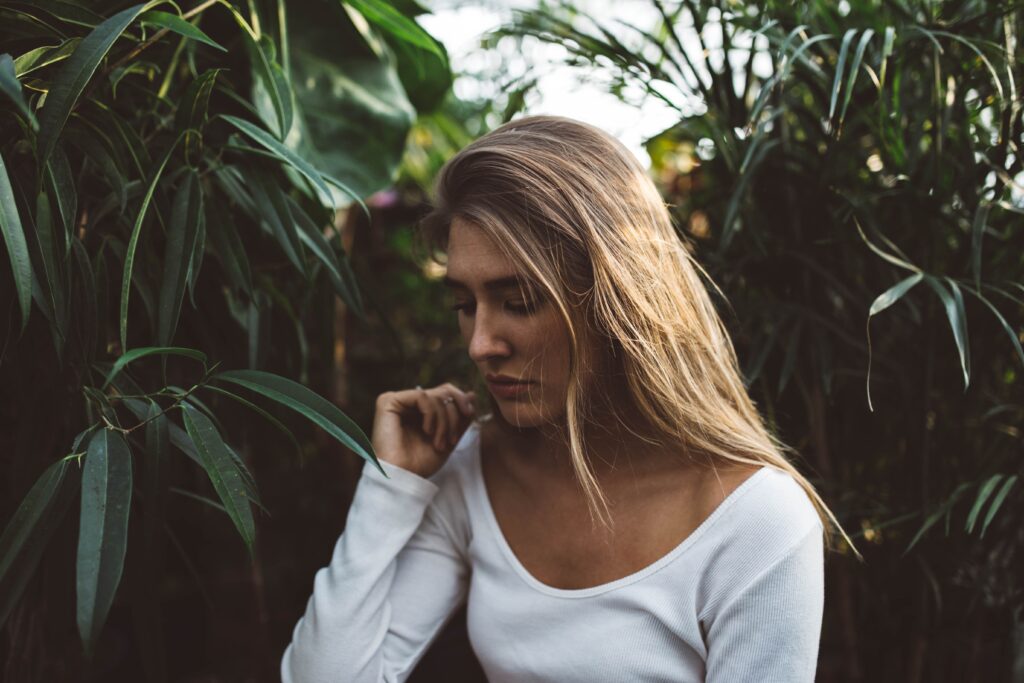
281;421;825;683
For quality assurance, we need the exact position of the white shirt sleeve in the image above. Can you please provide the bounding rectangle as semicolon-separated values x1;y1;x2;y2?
703;522;825;682
281;458;471;683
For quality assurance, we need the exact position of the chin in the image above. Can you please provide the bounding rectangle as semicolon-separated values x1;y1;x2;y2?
492;398;562;431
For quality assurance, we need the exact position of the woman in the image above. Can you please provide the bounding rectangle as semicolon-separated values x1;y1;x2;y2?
281;115;859;682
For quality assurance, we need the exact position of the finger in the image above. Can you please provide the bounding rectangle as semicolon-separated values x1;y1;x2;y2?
416;390;435;435
441;396;461;447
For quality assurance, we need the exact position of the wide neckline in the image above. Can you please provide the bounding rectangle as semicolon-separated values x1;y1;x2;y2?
466;422;771;599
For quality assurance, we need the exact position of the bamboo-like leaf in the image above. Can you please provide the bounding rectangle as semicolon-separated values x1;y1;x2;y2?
243;166;308;277
120;131;186;353
925;276;970;391
970;201;991;294
979;475;1017;539
36;3;149;169
158;170;203;346
0;459;70;586
205;200;253;297
343;0;446;61
903;482;970;556
222;5;291;138
865;273;923;411
201;384;304;460
34;191;67;346
102;346;207;390
220;115;331;206
0;151;33;336
285;194;364;314
180;403;255;555
186;204;206;308
965;474;1003;534
828;28;858;124
0;456;78;629
878;26;895;90
76;428;133;657
0;53;38;130
837;28;874;132
14;39;81;76
211;369;382;473
139;10;226;52
45;144;77;257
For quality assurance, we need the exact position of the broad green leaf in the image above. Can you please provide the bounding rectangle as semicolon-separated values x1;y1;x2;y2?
284;13;414;205
980;475;1017;539
76;428;133;657
36;3;149;169
343;0;445;61
158;170;203;346
139;10;226;52
120;131;186;353
0;151;33;336
0;53;38;130
220;115;332;207
180;403;255;555
211;369;382;473
965;474;1003;534
102;346;207;390
865;273;923;411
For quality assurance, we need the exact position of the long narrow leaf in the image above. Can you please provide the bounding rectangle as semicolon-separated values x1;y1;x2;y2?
965;474;1003;534
102;346;207;389
211;369;381;473
865;273;924;411
158;170;203;346
0;151;33;336
36;3;148;169
0;53;38;130
139;10;226;52
76;428;133;657
925;276;970;390
180;403;255;555
980;476;1017;539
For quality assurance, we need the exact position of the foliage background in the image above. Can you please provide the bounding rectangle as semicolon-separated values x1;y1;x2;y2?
1;0;1022;681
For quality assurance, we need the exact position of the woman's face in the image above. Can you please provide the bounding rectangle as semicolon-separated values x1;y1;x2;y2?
443;217;570;428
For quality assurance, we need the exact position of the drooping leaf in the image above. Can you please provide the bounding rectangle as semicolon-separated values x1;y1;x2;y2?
965;474;1004;534
0;459;71;587
286;194;364;315
980;476;1017;539
36;3;149;169
343;0;445;60
139;10;226;52
157;170;203;346
180;403;255;555
76;428;133;657
120;131;186;353
865;273;923;411
101;346;207;390
0;53;38;129
925;276;970;391
0;151;34;336
211;369;381;473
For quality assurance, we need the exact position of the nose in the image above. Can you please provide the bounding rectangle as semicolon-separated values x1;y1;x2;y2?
467;307;511;363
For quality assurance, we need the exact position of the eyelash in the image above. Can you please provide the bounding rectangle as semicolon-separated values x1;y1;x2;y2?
450;300;538;316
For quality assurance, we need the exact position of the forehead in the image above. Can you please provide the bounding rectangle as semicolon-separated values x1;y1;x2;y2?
444;217;519;283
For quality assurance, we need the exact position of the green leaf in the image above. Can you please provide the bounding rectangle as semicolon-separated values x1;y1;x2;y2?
837;28;874;132
205;200;253;297
220;115;331;207
201;384;304;461
241;166;308;278
34;191;68;348
903;482;970;556
44;144;77;257
286;194;364;315
158;170;203;346
76;429;133;657
865;273;923;411
0;456;78;629
180;403;255;555
14;39;81;77
222;5;291;139
970;201;991;294
925;276;970;391
979;475;1017;539
211;369;381;473
965;474;1003;534
101;346;207;390
186;203;206;308
0;53;38;130
36;3;149;169
0;459;71;587
0;151;34;336
120;131;186;353
174;68;221;136
828;28;858;124
343;0;445;61
139;10;226;52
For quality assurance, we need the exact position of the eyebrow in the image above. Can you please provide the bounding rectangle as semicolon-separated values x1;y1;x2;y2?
441;274;529;292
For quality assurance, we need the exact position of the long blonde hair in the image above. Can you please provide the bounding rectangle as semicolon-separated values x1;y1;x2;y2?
416;114;860;560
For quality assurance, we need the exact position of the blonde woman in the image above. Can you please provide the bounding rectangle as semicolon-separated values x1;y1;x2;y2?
281;115;859;682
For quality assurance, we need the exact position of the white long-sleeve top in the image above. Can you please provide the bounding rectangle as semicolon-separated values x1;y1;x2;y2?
281;420;825;683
